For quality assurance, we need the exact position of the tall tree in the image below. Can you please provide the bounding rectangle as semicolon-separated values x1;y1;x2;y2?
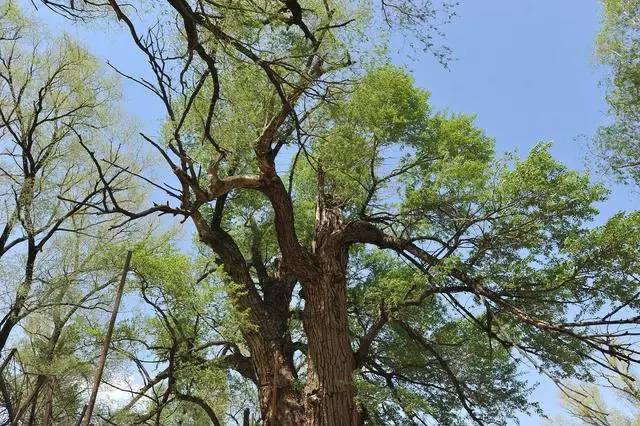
0;3;139;423
0;0;126;354
16;0;640;424
593;0;640;184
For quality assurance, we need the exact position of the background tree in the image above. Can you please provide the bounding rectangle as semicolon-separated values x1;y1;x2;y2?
558;358;640;426
0;3;141;423
1;231;135;425
0;0;122;350
552;3;640;423
7;0;640;424
94;238;233;425
593;0;640;184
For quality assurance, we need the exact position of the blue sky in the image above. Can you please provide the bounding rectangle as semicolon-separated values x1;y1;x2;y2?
26;0;638;423
403;0;637;220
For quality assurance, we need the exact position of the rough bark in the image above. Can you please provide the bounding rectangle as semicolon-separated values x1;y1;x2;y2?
254;345;304;425
301;270;358;425
193;193;359;425
253;263;357;425
192;211;306;424
301;202;359;425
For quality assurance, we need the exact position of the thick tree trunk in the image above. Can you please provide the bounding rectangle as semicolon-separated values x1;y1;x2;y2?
194;187;359;424
251;342;304;425
301;272;358;425
252;255;358;425
298;202;359;425
254;269;358;426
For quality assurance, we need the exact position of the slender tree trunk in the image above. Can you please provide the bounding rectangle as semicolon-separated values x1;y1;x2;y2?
13;375;46;424
42;381;53;426
0;242;36;352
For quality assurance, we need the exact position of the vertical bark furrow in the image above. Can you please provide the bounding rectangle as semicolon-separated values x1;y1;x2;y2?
302;208;359;425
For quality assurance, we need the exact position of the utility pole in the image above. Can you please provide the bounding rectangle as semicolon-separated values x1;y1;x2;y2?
81;250;132;426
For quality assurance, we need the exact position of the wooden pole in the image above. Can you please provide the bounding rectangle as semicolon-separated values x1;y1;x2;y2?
75;405;88;426
82;250;132;426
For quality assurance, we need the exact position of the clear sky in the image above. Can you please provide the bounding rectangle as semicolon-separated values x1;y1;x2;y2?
26;0;638;423
402;0;637;220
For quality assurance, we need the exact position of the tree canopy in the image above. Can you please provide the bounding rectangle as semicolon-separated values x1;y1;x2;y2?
0;1;639;425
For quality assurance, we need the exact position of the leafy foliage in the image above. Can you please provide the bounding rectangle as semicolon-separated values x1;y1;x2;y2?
1;0;640;425
593;0;640;184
